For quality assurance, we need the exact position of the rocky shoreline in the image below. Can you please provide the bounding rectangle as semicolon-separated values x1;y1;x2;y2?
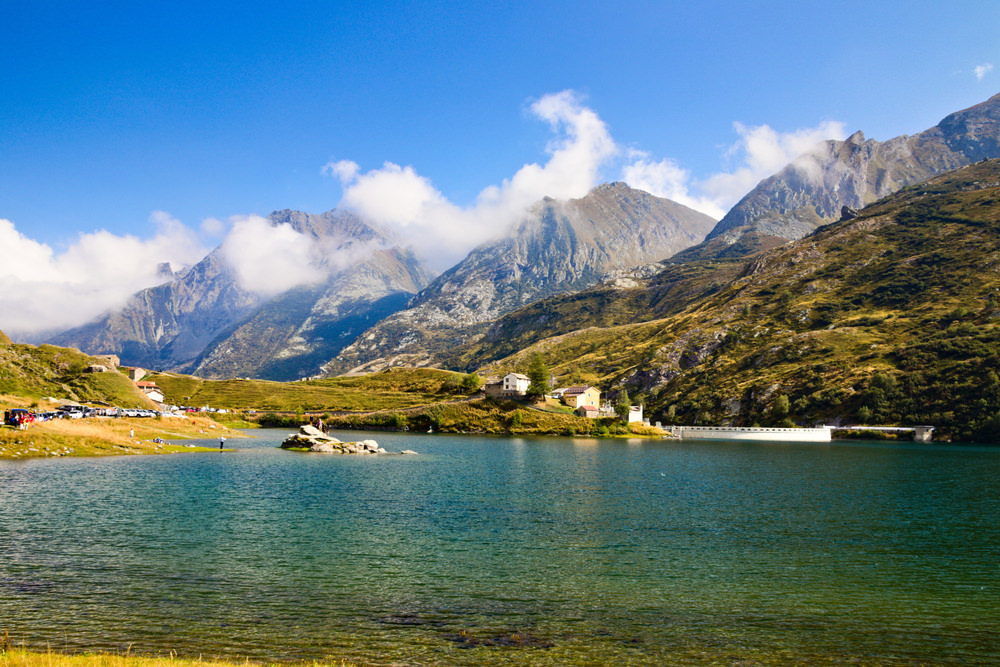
281;425;417;455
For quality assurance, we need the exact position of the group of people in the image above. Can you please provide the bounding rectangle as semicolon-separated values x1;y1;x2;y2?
310;417;329;434
3;409;33;430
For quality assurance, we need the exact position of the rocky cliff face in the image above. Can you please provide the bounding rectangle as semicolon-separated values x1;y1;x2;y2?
51;209;433;381
681;92;1000;261
49;249;263;373
191;245;430;380
322;183;717;375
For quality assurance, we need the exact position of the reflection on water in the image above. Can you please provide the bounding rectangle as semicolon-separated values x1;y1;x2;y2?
1;430;999;665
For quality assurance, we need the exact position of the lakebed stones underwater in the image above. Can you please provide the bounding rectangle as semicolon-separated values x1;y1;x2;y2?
280;424;418;455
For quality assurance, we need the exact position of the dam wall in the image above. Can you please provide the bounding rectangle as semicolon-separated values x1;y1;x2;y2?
667;426;832;443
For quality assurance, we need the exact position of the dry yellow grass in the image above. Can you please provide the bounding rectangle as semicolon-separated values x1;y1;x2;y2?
0;413;246;460
0;648;354;667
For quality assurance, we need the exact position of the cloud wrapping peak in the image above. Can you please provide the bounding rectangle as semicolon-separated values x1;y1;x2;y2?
619;120;847;217
219;215;327;296
217;214;385;297
325;90;620;270
0;213;205;339
699;120;848;207
1;89;850;339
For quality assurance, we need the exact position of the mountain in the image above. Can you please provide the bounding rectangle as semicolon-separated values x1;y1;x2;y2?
50;249;262;374
51;209;433;381
442;259;745;371
190;245;429;380
474;160;1000;442
675;91;1000;261
321;182;717;375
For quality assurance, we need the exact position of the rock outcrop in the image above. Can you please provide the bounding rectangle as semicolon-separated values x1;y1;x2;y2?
280;424;393;454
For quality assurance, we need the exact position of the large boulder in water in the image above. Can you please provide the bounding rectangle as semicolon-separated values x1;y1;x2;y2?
281;425;386;454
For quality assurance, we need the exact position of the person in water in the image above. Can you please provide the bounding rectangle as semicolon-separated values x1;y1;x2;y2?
219;435;226;450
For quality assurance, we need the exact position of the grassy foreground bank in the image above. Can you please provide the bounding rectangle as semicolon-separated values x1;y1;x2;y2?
0;399;244;460
0;648;354;667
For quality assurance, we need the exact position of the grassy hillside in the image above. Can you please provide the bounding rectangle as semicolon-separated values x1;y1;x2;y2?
442;260;744;372
148;367;480;412
325;396;662;437
477;160;1000;442
0;343;155;407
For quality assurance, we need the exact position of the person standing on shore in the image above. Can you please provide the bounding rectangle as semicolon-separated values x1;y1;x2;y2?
219;435;225;450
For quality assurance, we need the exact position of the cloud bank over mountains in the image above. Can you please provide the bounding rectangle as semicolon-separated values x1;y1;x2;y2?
324;91;621;270
0;90;845;339
0;213;205;339
325;91;845;269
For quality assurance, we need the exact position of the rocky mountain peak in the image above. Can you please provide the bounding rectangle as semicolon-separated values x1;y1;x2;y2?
49;207;433;381
938;91;1000;161
683;91;1000;261
321;183;717;375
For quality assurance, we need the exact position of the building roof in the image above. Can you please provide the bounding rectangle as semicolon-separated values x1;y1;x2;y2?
136;381;160;388
563;386;596;396
505;373;529;380
578;405;599;412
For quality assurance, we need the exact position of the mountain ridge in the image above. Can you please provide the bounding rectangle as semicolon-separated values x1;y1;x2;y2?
475;160;1000;441
51;209;434;380
677;91;1000;261
321;182;717;375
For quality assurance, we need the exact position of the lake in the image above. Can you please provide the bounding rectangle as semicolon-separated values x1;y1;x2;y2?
1;429;999;665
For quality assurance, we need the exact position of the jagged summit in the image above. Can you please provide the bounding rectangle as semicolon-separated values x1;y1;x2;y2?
321;182;717;375
676;91;1000;262
50;208;433;381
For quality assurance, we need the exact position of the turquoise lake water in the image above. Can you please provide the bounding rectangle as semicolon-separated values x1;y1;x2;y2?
1;429;999;665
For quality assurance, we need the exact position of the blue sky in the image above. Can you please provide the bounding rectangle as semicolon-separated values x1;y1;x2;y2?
1;0;998;336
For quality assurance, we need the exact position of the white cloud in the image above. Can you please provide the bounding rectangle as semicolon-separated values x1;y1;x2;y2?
622;120;847;216
219;215;327;296
621;151;727;219
322;159;360;182
324;90;620;270
699;120;848;208
0;213;206;339
975;63;994;81
339;162;449;227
